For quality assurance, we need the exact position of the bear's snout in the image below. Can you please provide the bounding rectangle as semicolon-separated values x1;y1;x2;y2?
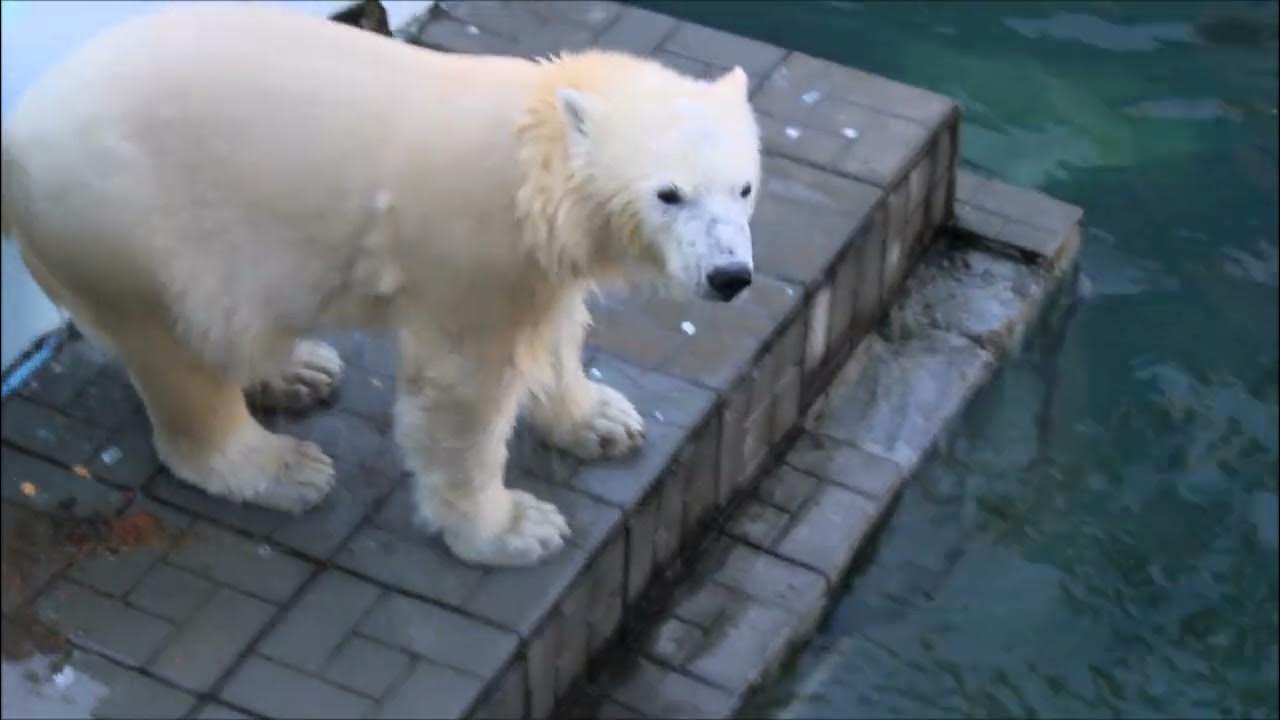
706;263;753;302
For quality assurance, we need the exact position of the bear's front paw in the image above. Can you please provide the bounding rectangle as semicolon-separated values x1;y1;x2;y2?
441;489;571;567
548;383;646;460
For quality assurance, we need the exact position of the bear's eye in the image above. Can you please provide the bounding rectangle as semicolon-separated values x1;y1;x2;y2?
740;183;753;199
657;186;683;206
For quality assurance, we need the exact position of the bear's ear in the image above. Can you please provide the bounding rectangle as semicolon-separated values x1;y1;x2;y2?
717;66;749;98
556;88;596;151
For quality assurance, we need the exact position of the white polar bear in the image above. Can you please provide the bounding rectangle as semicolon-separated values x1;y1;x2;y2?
1;2;761;567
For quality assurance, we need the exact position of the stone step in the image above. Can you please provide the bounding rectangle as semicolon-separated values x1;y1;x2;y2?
561;172;1084;718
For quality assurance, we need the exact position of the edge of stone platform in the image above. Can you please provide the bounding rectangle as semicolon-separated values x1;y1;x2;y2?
561;173;1086;718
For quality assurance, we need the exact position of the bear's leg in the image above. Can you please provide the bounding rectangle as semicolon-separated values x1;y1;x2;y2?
527;295;645;460
243;339;344;412
18;244;335;513
394;332;570;567
112;320;337;513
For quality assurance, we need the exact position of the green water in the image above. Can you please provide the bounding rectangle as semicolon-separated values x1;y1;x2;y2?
642;1;1279;717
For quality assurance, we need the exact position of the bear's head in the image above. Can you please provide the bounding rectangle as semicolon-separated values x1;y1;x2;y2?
518;53;762;303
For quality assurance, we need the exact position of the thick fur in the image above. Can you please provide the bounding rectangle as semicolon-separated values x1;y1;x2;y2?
1;3;760;567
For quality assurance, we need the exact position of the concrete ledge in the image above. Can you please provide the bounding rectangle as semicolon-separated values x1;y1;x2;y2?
0;3;1071;719
562;174;1084;719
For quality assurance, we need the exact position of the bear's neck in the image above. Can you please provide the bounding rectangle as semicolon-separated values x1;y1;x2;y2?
512;53;630;288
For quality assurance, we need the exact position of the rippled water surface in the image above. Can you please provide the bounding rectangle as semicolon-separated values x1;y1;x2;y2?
644;1;1278;717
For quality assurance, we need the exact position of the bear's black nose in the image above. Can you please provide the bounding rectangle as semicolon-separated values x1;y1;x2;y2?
706;263;753;301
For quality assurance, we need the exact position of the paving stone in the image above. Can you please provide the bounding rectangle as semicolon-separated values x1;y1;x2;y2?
268;459;399;560
336;524;486;608
511;473;622;551
598;699;646;719
756;465;818;514
773;481;876;583
652;457;686;568
625;491;660;604
592;277;800;393
770;365;803;445
127;562;216;623
959;171;1083;239
510;420;582;485
374;659;485;719
320;330;397;379
357;591;518;677
323;635;411;699
813;331;995;469
660;21;786;86
514;17;598;58
258;569;381;673
148;471;284;537
785;432;907;501
804;285;832;377
641;615;706;667
769;52;954;128
1;397;106;468
193;703;253;720
167;521;314;604
606;656;736;719
87;424;160;489
1;447;126;518
587;531;627;655
852;208;888;340
68;525;170;597
997;217;1067;259
954;200;1008;240
221;655;372;719
66;500;187;598
332;366;395;431
593;3;676;55
65;650;197;719
681;417;721;535
1;502;76;613
554;574;592;697
652;49;723;81
751;156;879;289
531;0;620;30
828;102;932;188
414;16;520;54
61;363;147;430
569;419;686;510
463;543;590;638
724;499;790;548
904;246;1048;353
698;539;826;617
716;377;751;506
584;353;718;430
15;337;110;409
740;403;773;481
149;586;276;692
467;656;527;720
526;615;560;718
35;579;174;667
757;114;846;168
883;180;912;300
669;576;741;630
650;589;800;694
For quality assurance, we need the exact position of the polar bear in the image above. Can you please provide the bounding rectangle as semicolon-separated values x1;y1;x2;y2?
1;3;760;567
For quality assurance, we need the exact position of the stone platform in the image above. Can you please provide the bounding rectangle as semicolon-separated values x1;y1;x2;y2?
0;3;1082;719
